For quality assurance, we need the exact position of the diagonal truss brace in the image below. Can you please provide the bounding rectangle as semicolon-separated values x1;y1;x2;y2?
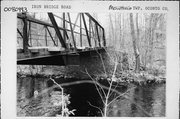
82;13;91;47
48;13;67;49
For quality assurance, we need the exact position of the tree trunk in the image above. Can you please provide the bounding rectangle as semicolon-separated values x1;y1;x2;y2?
148;13;161;67
109;14;115;46
129;13;140;73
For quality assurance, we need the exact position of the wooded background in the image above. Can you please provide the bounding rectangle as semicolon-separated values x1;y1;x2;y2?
102;13;166;72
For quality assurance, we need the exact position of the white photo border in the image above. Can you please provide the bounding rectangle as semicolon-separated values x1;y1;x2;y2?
1;1;179;119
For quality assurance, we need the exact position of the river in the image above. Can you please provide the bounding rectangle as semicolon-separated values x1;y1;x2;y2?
17;76;165;117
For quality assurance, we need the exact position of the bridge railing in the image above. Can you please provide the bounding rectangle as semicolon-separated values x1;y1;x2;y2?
17;13;106;53
17;13;61;52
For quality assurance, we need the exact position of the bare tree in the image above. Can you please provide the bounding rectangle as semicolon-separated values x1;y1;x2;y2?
129;13;140;72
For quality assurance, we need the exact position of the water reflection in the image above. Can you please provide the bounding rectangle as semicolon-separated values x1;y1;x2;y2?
151;85;166;116
108;84;165;117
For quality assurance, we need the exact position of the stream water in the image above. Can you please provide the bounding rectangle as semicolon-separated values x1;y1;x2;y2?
17;77;165;117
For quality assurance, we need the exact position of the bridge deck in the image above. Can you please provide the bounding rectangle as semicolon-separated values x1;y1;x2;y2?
17;47;105;66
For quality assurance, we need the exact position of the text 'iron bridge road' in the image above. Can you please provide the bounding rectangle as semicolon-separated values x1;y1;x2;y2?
17;12;106;66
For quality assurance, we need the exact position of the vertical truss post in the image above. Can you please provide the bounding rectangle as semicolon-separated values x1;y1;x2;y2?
23;14;29;53
28;21;32;46
89;18;91;46
98;27;101;43
96;24;101;47
56;34;58;46
80;13;82;47
63;13;66;44
67;13;77;50
45;26;47;46
91;23;97;47
82;13;91;47
102;28;106;47
48;13;67;49
63;13;70;49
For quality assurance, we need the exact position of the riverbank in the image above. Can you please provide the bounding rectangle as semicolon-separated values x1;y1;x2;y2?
17;65;166;86
100;71;166;85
